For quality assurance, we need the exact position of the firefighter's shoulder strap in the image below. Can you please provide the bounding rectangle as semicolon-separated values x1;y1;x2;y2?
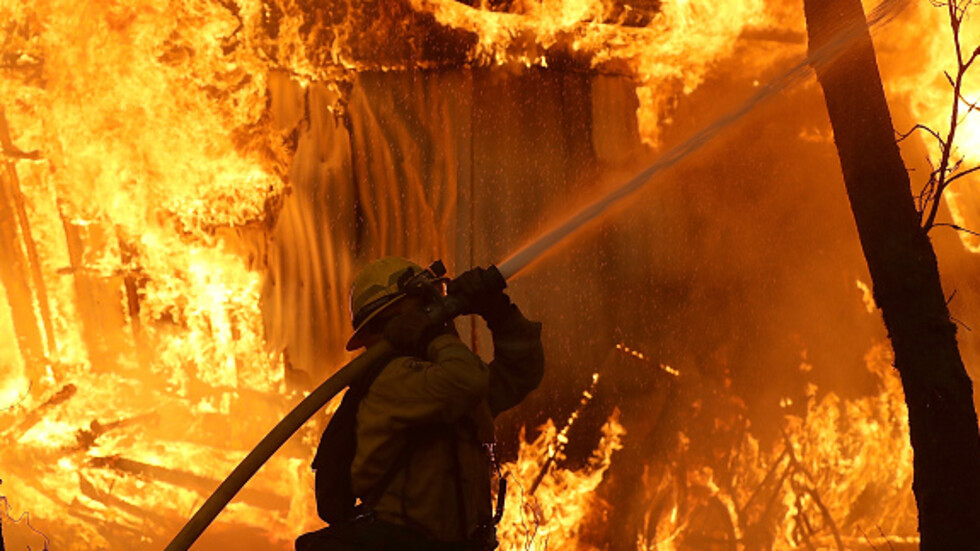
311;358;389;524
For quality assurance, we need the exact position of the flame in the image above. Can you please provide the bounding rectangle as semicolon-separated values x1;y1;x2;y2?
641;344;916;550
406;0;779;145
260;0;793;145
0;0;305;548
492;344;910;549
856;278;876;313
876;0;980;250
0;284;29;410
0;0;931;548
498;412;625;551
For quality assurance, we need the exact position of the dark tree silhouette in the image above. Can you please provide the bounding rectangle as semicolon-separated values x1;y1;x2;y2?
803;0;980;547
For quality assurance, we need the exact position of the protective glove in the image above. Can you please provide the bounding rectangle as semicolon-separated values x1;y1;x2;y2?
446;266;512;325
382;307;452;357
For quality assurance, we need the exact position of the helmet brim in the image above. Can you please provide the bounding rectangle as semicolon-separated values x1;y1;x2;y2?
344;293;408;351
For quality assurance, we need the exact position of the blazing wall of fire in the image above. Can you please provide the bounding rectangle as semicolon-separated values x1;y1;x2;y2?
0;0;978;549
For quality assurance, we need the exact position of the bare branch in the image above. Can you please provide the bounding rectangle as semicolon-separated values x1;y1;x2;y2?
896;123;944;146
947;289;958;305
917;171;938;216
931;222;980;238
943;163;980;185
951;314;973;331
924;16;968;230
922;0;980;229
950;2;965;68
924;169;948;229
964;47;980;71
878;525;898;551
949;157;965;174
857;526;878;551
916;156;940;218
953;90;980;118
924;187;947;229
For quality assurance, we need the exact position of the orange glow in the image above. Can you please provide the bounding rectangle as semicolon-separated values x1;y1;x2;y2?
407;0;781;145
1;0;297;547
0;0;959;549
498;413;625;550
875;0;980;251
0;284;28;410
638;345;916;549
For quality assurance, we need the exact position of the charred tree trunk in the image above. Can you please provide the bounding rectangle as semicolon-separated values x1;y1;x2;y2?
803;0;980;547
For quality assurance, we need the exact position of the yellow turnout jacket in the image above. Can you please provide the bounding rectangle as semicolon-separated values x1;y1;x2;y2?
351;312;544;543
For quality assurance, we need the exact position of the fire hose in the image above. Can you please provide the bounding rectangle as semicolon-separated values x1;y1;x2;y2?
164;261;512;551
163;1;910;546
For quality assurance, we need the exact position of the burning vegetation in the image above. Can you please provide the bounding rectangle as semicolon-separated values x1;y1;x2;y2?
1;0;979;549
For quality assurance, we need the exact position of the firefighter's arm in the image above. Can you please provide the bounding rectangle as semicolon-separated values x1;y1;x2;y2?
367;333;490;426
446;267;544;416
486;304;544;416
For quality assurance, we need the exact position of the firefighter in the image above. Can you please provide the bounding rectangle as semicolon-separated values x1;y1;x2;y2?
297;257;544;551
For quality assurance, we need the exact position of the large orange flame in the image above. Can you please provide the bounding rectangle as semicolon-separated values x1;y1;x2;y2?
875;0;980;251
0;0;957;549
0;0;299;547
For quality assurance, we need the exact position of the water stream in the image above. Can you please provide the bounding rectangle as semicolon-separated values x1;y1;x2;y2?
497;0;910;280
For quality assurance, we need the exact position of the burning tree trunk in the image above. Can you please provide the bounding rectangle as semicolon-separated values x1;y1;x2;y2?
803;0;980;547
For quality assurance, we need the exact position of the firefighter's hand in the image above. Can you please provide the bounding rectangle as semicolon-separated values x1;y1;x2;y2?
447;267;510;322
383;308;452;357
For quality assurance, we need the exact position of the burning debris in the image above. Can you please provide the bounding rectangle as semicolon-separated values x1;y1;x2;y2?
1;0;979;549
498;411;625;551
477;340;918;550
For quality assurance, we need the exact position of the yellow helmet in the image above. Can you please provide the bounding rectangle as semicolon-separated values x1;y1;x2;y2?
346;257;425;350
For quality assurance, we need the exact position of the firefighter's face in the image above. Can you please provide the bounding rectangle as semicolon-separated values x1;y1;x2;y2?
360;295;425;347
